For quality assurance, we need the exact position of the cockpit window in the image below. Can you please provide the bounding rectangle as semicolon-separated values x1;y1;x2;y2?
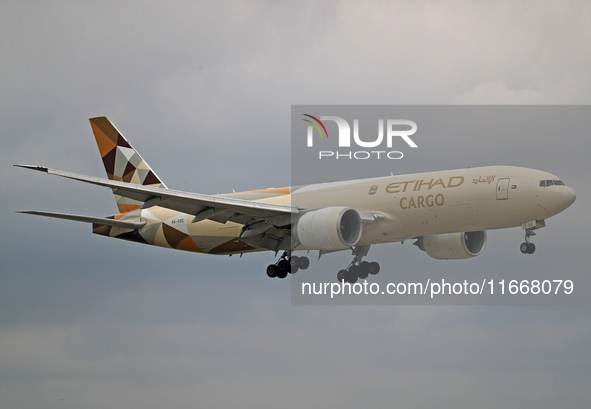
539;179;565;187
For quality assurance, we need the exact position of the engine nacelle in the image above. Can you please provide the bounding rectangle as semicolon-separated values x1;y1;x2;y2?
415;231;487;260
294;207;362;250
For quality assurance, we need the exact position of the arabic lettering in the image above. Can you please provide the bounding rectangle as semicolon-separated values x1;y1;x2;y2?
472;175;496;185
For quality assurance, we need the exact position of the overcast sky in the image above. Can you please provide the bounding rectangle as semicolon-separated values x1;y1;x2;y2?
2;1;591;408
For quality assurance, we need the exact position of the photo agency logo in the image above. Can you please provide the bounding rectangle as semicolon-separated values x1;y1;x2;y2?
302;113;418;160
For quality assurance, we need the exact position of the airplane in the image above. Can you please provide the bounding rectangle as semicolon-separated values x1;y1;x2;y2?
16;117;576;283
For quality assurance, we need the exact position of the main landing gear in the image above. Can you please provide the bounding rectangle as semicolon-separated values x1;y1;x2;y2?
336;246;380;284
266;252;310;279
520;228;536;254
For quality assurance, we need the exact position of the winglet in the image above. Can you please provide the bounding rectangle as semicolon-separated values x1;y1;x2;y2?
14;164;49;172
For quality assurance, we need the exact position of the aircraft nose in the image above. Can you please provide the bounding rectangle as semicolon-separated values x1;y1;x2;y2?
561;186;576;208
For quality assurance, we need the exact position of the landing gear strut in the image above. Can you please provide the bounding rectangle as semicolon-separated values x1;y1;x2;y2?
337;246;380;283
266;252;310;279
520;228;536;254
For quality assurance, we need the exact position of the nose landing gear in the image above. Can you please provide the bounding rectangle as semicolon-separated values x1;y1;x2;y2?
520;220;546;255
520;228;536;254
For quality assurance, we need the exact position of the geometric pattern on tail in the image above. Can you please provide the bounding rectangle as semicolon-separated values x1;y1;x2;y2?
90;116;168;213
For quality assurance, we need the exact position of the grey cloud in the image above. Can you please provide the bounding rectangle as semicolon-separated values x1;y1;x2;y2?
1;1;590;408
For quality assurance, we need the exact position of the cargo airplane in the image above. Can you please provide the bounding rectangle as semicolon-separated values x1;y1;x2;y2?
16;117;576;283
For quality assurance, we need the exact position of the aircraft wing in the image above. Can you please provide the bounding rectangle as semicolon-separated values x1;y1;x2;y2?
15;165;298;224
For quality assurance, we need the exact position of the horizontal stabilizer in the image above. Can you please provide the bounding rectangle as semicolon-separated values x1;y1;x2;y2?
17;211;146;229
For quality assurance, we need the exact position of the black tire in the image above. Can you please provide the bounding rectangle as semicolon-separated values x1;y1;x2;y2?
369;262;380;275
346;265;359;283
337;269;348;282
299;256;310;270
290;256;299;267
277;269;288;279
358;261;370;279
520;242;529;254
527;243;536;254
277;259;290;273
266;264;277;278
346;268;358;284
289;256;299;274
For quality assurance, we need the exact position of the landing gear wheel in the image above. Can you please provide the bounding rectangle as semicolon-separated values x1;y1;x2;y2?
358;261;370;279
267;251;303;279
277;259;290;273
299;256;310;270
336;245;377;283
521;227;538;255
266;264;277;278
289;256;299;274
346;271;358;284
346;265;359;283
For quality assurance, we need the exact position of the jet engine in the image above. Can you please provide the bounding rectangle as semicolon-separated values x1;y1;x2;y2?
294;207;362;250
415;231;487;260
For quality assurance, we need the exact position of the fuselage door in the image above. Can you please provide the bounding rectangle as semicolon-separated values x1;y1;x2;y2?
496;178;510;200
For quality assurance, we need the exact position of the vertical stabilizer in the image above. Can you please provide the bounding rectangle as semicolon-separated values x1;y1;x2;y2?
89;116;168;213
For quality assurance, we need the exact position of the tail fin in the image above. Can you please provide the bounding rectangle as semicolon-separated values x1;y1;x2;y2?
89;116;168;213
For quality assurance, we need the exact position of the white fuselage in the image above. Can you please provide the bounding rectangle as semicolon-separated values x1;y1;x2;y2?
120;166;575;254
